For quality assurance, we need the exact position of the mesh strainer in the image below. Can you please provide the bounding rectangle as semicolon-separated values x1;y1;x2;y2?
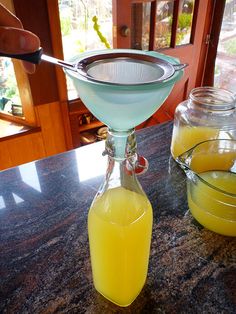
75;52;187;85
0;48;187;86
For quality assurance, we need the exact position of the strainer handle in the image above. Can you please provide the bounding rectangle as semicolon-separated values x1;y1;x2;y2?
0;47;43;64
0;47;77;72
173;63;188;71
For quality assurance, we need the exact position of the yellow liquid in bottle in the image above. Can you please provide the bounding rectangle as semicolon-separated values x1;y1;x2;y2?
188;171;236;236
171;126;220;159
88;187;153;307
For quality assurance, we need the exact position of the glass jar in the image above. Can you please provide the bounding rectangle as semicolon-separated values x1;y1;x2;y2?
171;86;236;159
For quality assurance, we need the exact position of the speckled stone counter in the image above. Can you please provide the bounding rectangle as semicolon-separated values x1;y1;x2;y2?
0;122;235;314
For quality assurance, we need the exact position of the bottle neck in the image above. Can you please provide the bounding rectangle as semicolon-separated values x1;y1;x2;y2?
105;128;137;161
189;87;236;112
100;128;145;194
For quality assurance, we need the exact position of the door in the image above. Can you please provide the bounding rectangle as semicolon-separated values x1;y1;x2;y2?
112;0;214;126
203;0;236;94
213;0;236;93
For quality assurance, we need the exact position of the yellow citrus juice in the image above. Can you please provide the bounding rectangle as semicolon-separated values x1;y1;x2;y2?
187;171;236;236
189;152;236;173
88;186;153;307
171;126;220;159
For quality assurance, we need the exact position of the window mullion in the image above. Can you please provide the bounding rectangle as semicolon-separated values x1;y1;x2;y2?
149;0;157;50
170;0;180;48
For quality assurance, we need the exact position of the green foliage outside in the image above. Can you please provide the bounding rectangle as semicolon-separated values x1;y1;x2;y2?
75;39;86;53
186;1;194;12
60;16;72;36
224;38;236;56
5;73;18;99
178;13;192;30
214;64;220;75
0;60;20;112
174;13;192;45
92;16;111;49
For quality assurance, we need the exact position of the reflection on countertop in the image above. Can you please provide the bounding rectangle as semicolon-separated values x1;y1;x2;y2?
0;122;235;314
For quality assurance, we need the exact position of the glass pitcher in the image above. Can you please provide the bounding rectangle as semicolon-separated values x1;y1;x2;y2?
177;139;236;237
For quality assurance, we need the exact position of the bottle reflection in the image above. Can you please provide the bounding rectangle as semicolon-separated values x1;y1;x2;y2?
19;163;41;193
0;195;5;210
75;141;106;182
0;162;42;211
0;143;107;212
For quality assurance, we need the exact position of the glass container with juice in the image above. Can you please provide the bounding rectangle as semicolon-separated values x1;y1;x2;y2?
88;129;153;306
171;87;236;159
177;139;236;236
188;170;236;236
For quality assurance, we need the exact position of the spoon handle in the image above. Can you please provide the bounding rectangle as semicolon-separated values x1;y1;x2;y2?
0;47;43;64
0;47;77;72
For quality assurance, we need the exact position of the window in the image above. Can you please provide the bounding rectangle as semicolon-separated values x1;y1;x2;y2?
58;0;113;99
214;0;236;93
125;0;196;51
0;0;36;125
131;2;151;50
176;0;195;46
155;1;174;49
0;58;22;116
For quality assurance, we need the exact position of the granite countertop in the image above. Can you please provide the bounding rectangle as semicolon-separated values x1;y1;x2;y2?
0;122;235;314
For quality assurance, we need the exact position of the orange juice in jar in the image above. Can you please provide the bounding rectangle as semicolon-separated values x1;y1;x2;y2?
177;139;236;236
187;170;236;236
171;87;236;160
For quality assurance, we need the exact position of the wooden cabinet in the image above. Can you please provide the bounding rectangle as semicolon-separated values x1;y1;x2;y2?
68;100;104;148
0;101;67;171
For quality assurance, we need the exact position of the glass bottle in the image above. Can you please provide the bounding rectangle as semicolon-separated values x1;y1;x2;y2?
171;86;236;160
88;129;153;307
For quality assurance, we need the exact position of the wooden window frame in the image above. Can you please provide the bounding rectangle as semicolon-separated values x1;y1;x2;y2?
0;0;37;127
